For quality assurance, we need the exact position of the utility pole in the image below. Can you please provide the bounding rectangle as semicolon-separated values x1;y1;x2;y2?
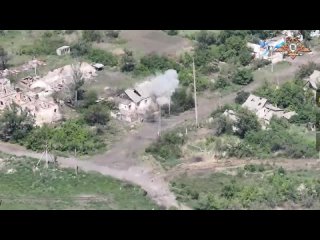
158;104;162;137
74;148;78;175
270;46;274;73
37;141;52;168
193;57;198;128
168;97;171;116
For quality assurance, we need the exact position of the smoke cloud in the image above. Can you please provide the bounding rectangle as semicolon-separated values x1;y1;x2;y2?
135;69;179;106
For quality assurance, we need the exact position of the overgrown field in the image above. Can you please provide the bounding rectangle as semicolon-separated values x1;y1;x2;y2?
171;165;320;210
0;152;158;210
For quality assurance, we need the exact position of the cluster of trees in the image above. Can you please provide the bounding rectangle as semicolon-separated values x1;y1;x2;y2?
193;30;254;66
23;120;105;154
173;167;320;210
254;79;318;124
213;111;317;158
0;101;108;154
215;107;261;139
168;87;194;114
244;118;316;158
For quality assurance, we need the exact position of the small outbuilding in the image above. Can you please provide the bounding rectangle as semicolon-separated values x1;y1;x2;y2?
56;46;71;56
92;63;104;71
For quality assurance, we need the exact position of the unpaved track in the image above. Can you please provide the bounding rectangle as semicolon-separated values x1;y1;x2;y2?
0;51;319;210
167;158;320;179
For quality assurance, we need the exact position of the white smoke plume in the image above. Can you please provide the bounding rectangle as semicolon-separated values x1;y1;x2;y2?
135;69;179;106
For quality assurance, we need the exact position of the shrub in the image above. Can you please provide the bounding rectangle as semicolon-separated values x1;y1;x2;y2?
295;62;320;80
145;131;186;168
232;68;254;85
105;30;120;39
82;90;98;108
20;32;65;55
170;88;194;114
214;116;234;136
0;103;35;142
212;75;231;90
71;41;92;58
138;54;180;74
234;108;261;138
252;59;271;70
87;48;118;67
163;30;179;36
83;104;110;126
82;30;103;43
120;49;136;72
235;91;250;104
195;30;217;46
23;120;105;154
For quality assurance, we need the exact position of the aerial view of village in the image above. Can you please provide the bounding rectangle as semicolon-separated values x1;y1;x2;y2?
0;30;319;210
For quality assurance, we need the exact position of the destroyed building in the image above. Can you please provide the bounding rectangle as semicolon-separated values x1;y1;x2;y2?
0;80;61;126
303;70;320;96
241;94;296;126
111;87;157;123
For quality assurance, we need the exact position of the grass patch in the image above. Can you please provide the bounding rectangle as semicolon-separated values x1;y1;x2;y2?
171;167;320;210
0;152;159;210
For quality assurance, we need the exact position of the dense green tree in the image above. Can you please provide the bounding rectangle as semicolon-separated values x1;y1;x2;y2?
195;30;217;46
232;68;253;85
170;88;194;114
0;103;35;142
235;108;261;138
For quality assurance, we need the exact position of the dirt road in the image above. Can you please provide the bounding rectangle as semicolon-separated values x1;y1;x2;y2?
0;50;319;210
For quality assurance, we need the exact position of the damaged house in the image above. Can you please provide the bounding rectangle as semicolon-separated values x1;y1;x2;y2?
113;87;156;122
0;79;61;126
303;70;320;96
242;94;296;127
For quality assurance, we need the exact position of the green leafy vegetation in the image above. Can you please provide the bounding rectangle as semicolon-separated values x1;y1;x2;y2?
82;30;103;43
83;104;110;126
232;68;253;85
254;80;318;124
86;48;118;67
20;32;66;56
169;87;194;114
22;120;105;155
235;90;250;104
145;131;186;169
134;53;180;76
0;103;35;142
171;168;320;210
